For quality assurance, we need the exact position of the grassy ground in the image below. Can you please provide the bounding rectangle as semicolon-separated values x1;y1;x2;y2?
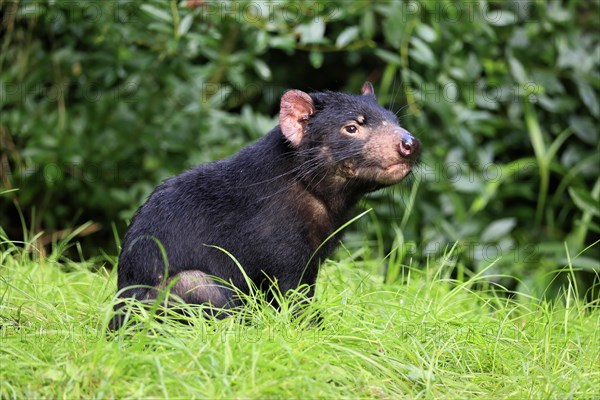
1;242;599;399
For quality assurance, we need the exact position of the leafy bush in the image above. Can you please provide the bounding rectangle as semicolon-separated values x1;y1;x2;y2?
1;0;598;298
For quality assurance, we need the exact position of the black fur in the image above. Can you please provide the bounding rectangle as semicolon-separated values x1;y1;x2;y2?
113;84;420;327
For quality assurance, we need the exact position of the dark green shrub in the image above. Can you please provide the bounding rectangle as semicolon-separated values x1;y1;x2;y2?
1;0;598;298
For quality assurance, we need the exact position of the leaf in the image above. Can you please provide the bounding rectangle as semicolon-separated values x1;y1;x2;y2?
253;59;271;80
296;19;326;44
569;115;598;145
558;256;599;271
336;26;359;48
309;52;324;69
464;53;482;80
374;49;402;65
509;27;529;48
361;10;375;40
547;3;571;23
178;14;193;37
147;22;172;35
577;82;600;117
486;10;516;26
452;179;484;193
140;4;172;23
381;15;402;49
530;70;564;94
481;218;517;242
536;94;576;113
569;187;600;216
416;24;437;42
409;37;436;66
507;55;527;84
269;35;296;53
255;30;268;53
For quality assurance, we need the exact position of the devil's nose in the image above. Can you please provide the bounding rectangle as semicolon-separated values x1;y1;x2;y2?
398;130;420;158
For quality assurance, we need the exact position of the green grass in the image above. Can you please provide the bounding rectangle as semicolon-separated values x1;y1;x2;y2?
1;241;599;399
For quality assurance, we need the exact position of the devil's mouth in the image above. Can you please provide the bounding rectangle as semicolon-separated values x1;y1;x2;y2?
347;161;413;183
383;161;411;173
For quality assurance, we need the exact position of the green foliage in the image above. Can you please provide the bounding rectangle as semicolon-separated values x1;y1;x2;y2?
1;239;599;398
1;0;599;297
365;0;600;298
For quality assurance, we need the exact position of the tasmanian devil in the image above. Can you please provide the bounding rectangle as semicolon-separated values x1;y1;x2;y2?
112;82;420;327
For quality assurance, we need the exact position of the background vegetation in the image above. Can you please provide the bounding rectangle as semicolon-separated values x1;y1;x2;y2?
1;0;599;300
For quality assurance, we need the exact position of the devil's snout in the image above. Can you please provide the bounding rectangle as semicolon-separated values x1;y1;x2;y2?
398;129;421;159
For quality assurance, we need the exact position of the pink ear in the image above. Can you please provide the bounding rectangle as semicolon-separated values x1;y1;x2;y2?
279;90;315;147
361;81;376;98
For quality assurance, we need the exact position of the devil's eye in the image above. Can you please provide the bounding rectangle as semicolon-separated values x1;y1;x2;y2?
345;125;358;134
